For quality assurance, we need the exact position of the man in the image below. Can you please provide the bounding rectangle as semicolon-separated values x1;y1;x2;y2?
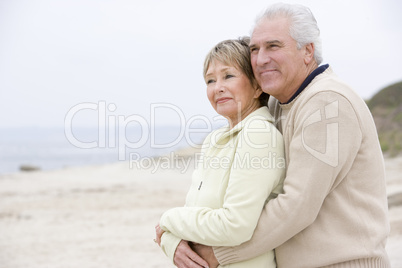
170;3;390;267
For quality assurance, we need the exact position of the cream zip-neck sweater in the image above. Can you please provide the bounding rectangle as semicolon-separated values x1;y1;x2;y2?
159;107;285;267
214;66;390;267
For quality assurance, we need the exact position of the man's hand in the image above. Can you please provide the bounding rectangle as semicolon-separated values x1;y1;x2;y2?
191;243;219;268
174;240;210;268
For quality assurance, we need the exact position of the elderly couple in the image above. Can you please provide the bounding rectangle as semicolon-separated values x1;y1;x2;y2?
154;3;390;268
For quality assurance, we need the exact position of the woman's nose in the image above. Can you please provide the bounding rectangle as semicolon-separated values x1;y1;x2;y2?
214;80;225;93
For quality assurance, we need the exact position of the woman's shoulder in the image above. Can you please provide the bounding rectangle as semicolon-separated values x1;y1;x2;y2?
200;125;229;147
242;107;278;132
239;107;283;147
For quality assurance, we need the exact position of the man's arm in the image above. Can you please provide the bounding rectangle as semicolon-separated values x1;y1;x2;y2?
191;243;220;268
190;211;274;266
212;200;280;263
213;93;363;265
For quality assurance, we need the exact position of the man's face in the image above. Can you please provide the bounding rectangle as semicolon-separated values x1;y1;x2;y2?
250;16;308;103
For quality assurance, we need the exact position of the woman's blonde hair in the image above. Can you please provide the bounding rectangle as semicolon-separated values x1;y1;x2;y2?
203;37;269;107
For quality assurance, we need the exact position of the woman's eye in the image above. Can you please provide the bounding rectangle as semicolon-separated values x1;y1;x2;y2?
206;79;215;84
225;74;234;79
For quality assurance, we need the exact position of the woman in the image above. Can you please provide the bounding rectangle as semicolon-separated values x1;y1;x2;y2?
155;37;285;267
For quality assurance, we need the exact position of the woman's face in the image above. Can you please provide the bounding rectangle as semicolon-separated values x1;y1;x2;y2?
205;60;262;127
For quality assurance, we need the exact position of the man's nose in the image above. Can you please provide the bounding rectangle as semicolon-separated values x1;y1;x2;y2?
256;49;271;66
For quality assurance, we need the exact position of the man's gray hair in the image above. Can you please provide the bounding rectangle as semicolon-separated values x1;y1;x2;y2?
254;3;323;65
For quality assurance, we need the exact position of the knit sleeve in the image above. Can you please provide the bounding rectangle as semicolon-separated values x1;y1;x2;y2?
214;91;363;264
159;121;285;246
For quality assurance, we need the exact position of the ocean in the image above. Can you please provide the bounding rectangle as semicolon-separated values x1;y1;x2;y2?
0;125;216;175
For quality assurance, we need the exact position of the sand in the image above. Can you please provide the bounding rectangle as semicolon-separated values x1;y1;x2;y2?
0;151;401;268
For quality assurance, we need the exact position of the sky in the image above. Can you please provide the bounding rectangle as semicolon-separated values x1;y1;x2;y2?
0;0;401;128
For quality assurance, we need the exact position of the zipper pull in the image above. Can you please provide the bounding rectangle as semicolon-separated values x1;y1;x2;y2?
198;181;203;190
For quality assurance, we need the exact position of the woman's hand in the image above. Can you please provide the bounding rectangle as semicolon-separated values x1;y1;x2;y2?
154;224;165;246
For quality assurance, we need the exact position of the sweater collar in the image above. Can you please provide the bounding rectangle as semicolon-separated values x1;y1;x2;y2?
216;106;273;141
281;64;329;105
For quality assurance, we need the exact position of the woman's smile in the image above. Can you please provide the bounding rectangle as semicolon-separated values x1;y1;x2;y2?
216;97;232;104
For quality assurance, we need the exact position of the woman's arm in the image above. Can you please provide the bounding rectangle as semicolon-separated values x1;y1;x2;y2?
159;122;285;246
159;231;182;262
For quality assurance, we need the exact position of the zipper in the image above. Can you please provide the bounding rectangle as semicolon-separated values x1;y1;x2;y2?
198;181;203;190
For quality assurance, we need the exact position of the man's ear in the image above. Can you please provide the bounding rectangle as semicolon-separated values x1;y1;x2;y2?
304;43;315;65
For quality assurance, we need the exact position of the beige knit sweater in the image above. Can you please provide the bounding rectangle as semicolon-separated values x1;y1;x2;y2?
214;66;391;268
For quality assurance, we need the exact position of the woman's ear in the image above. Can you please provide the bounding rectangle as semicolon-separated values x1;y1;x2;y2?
254;86;263;99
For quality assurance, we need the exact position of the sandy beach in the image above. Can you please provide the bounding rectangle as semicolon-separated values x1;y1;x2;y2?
1;149;401;268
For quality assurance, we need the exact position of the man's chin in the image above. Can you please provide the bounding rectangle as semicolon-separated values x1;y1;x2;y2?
260;85;277;95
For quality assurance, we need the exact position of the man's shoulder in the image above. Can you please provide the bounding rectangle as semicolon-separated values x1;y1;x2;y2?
304;67;360;102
